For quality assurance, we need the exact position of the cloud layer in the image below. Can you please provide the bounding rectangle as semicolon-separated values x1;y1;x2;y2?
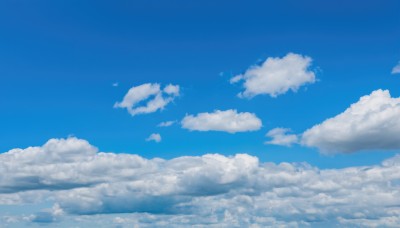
114;83;179;116
181;109;262;133
302;89;400;154
231;53;316;98
2;138;400;227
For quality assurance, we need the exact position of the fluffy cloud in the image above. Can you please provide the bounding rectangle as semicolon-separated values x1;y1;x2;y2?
265;128;298;146
302;89;400;153
157;120;175;127
146;133;161;143
392;61;400;74
2;137;400;227
114;83;180;116
181;109;262;133
231;53;316;98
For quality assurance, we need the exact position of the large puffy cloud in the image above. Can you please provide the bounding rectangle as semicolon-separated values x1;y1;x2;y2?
231;53;316;98
1;137;400;227
392;61;400;74
181;109;262;133
114;83;180;116
302;89;400;154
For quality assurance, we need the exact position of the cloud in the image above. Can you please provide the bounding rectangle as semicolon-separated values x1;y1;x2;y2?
146;133;161;143
302;89;400;154
114;83;180;116
1;137;400;226
157;121;176;127
392;61;400;74
112;82;119;87
231;53;316;98
181;109;262;133
265;128;298;146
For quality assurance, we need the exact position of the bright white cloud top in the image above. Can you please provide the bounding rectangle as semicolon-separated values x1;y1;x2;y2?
114;83;180;116
181;109;262;133
302;89;400;154
392;61;400;74
146;133;161;143
230;53;316;98
2;137;400;227
265;128;298;146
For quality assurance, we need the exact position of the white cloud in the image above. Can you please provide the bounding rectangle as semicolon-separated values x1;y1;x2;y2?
163;84;180;96
181;109;262;133
157;121;175;127
114;83;179;116
112;82;119;87
392;61;400;74
2;137;400;227
265;128;298;146
231;53;316;98
302;89;400;154
146;133;161;143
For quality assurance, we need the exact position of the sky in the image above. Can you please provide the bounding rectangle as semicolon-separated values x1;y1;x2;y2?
1;0;400;227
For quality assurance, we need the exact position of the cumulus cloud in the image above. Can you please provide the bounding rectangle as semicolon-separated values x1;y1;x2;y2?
146;133;161;143
265;128;298;146
181;109;262;133
392;61;400;74
302;89;400;154
157;121;176;127
231;53;316;98
114;83;180;116
2;137;400;227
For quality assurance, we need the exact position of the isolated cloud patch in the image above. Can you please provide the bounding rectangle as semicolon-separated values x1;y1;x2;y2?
181;109;262;133
231;53;316;98
302;89;400;153
114;83;179;116
392;61;400;74
146;133;162;143
265;128;298;146
157;121;175;127
1;137;400;227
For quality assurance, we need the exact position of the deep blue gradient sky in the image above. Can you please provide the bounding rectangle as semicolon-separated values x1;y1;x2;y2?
1;0;400;168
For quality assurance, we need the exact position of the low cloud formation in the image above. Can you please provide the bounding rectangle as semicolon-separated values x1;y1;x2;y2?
1;138;400;227
231;53;316;98
146;133;161;143
392;61;400;74
265;128;298;146
302;89;400;154
181;109;262;133
114;83;179;116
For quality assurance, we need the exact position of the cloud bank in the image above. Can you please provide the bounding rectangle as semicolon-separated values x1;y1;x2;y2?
231;53;316;98
1;137;400;227
181;109;262;133
302;89;400;154
114;83;180;116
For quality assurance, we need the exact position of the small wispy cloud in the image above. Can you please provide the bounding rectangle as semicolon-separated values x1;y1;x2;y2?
114;83;180;116
157;121;176;127
146;133;161;143
392;61;400;74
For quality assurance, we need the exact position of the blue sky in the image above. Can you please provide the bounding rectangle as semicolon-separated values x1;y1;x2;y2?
1;0;400;167
1;1;400;227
